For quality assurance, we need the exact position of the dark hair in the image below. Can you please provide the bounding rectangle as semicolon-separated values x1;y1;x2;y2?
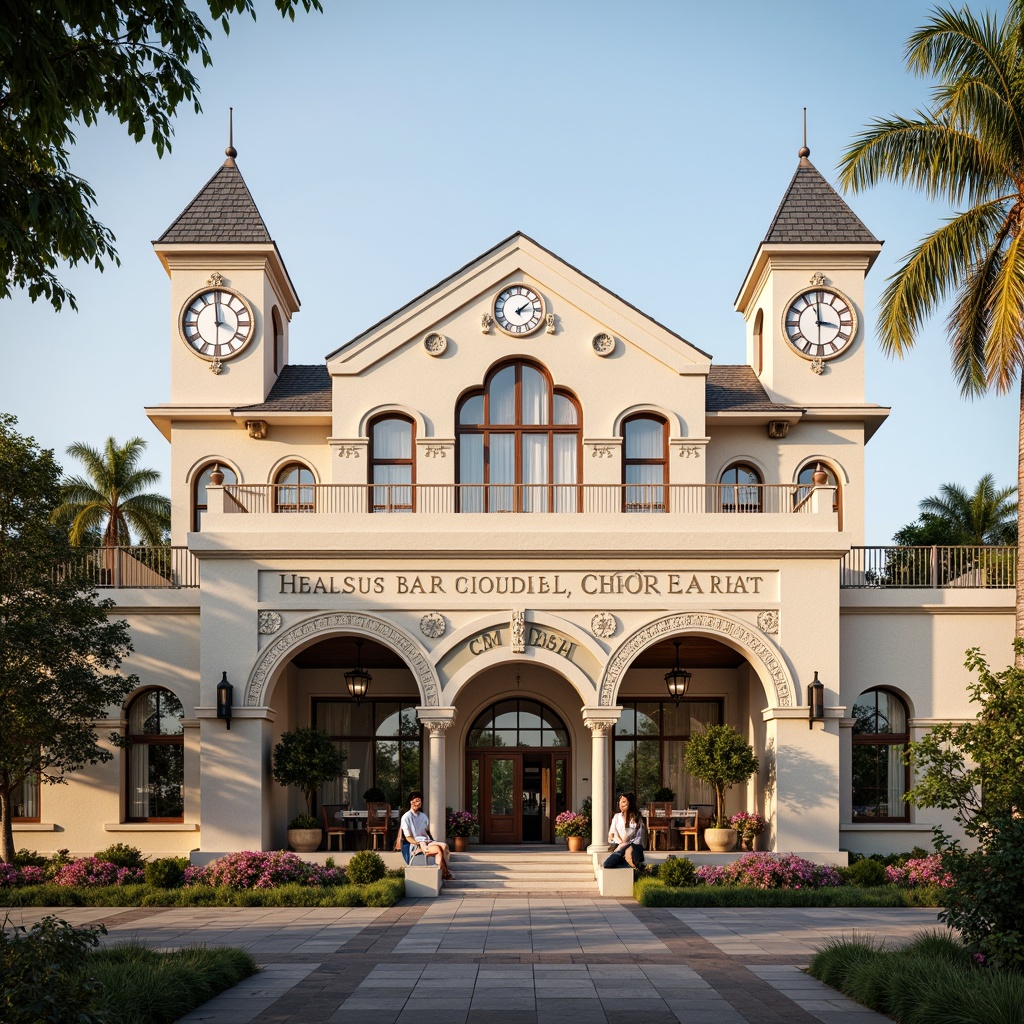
407;790;423;806
619;792;640;826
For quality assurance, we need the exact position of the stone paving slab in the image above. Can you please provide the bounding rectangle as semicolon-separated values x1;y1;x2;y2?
6;901;946;1022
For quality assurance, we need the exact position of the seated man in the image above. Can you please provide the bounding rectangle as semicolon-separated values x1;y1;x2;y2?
399;790;453;880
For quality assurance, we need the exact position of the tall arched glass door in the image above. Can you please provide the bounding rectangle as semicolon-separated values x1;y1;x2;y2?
466;699;570;844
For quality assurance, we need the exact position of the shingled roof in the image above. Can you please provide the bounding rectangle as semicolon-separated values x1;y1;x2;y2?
762;158;878;245
157;159;272;244
705;365;802;413
233;365;331;414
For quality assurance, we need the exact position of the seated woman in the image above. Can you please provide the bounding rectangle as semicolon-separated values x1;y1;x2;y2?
399;790;453;880
604;792;646;869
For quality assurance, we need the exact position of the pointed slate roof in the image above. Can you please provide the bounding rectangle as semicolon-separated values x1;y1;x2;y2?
233;365;331;413
705;365;801;413
157;158;272;244
762;157;878;245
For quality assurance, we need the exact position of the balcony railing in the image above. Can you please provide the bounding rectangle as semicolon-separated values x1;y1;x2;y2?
840;546;1016;589
67;546;200;589
220;483;836;515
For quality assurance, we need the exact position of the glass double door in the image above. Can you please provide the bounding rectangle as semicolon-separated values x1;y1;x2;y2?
471;751;568;844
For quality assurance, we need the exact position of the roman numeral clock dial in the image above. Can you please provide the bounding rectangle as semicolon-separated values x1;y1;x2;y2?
493;285;545;335
180;286;255;361
783;287;857;361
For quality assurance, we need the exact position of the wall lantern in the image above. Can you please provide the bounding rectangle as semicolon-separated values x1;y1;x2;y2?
664;640;692;705
344;639;372;704
216;671;233;729
808;671;825;728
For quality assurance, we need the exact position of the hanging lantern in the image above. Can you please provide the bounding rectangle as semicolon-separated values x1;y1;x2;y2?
344;639;372;704
664;640;691;705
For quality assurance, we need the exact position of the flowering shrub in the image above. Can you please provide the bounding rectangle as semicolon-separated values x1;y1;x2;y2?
697;853;843;889
446;810;480;837
885;854;953;888
554;810;589;839
730;812;765;838
52;857;145;887
187;850;346;889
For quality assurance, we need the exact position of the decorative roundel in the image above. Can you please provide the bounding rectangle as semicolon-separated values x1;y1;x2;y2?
423;332;448;356
180;286;255;361
782;285;858;361
591;611;616;638
420;611;446;639
592;333;615;357
493;285;545;335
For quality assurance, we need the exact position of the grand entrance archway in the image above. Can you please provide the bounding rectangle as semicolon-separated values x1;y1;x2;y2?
465;699;570;844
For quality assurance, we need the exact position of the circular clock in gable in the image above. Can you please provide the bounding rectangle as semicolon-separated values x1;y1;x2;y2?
782;286;858;360
180;286;255;361
493;285;545;336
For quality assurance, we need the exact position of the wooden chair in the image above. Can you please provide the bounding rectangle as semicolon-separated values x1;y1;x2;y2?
366;802;391;851
677;809;699;851
322;803;346;852
692;803;715;850
647;802;673;851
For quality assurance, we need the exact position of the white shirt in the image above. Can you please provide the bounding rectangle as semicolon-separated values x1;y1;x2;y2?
608;811;645;847
400;808;431;843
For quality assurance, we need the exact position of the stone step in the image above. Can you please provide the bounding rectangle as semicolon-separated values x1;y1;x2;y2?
443;849;597;895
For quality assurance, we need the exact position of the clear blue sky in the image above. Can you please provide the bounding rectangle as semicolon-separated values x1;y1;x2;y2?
2;0;1016;543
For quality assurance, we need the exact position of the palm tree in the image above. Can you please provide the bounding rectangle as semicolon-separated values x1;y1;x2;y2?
56;436;170;546
918;474;1017;545
840;1;1024;661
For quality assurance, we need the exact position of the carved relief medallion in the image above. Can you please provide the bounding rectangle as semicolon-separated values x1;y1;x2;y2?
757;610;779;635
258;611;282;635
423;332;448;356
419;612;446;639
592;332;614;356
591;611;616;638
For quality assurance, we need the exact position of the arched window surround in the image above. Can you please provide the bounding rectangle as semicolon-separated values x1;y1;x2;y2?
273;461;316;513
368;414;415;512
125;687;184;822
719;461;764;513
753;308;764;375
191;461;238;532
851;687;910;823
456;359;582;513
795;458;844;529
622;413;669;512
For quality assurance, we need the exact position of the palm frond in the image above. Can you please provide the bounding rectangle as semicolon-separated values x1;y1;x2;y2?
980;221;1024;393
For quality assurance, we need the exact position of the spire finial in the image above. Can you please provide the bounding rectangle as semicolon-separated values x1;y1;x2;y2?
225;107;237;162
798;107;811;165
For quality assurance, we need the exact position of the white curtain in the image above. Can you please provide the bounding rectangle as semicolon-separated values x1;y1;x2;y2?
130;743;150;818
521;434;548;512
886;698;907;814
521;366;549;424
460;435;484;512
372;418;411;459
625;418;662;459
682;706;719;808
489;434;515;511
489;366;515;423
553;435;577;511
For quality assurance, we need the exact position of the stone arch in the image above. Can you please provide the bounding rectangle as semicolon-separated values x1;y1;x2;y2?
600;611;795;708
245;612;441;707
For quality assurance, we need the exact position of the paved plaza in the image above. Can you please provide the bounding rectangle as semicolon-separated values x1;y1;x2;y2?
6;900;947;1023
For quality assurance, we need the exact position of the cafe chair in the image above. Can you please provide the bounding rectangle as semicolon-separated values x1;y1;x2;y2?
647;802;673;851
322;803;346;852
677;809;699;851
366;802;391;851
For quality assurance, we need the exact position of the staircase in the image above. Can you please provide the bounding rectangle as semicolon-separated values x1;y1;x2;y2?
442;846;597;896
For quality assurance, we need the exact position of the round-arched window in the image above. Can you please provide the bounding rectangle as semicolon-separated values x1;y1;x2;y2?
719;462;763;513
274;463;315;512
467;700;570;748
852;688;909;822
126;688;184;821
193;462;237;531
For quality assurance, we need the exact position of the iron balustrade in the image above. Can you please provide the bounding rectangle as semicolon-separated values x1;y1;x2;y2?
66;546;200;589
220;482;836;515
840;546;1016;589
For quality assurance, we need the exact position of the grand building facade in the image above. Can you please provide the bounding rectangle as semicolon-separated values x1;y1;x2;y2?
14;146;1013;863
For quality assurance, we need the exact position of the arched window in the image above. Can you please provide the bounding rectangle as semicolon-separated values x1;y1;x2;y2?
457;361;581;512
274;463;315;512
753;309;764;375
796;462;842;527
12;776;39;822
271;307;284;372
369;416;415;512
623;415;668;512
852;688;909;822
193;462;237;532
467;700;570;748
719;462;762;513
126;688;184;821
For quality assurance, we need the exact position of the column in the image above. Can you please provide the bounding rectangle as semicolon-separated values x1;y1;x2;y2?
417;707;457;842
582;708;621;852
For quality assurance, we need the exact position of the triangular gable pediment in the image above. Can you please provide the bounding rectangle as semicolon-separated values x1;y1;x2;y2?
325;233;712;377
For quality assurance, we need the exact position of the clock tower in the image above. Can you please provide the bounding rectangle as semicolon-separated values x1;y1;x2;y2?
734;146;881;406
152;143;300;407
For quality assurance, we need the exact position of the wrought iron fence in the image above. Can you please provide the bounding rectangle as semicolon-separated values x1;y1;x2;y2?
840;546;1016;589
67;546;200;589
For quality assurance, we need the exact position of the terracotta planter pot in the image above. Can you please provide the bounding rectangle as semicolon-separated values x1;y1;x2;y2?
566;834;586;852
452;835;468;852
704;827;737;853
287;827;322;853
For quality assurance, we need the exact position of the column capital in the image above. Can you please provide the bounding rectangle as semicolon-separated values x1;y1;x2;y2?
582;706;621;733
418;706;457;733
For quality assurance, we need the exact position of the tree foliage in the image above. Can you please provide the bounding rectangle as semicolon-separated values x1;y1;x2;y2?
683;724;758;828
840;0;1024;659
271;727;345;817
54;436;170;546
905;642;1024;969
0;0;323;311
0;414;137;863
893;474;1017;545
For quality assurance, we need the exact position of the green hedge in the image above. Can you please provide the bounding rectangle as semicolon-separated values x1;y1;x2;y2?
1;878;405;909
634;879;946;908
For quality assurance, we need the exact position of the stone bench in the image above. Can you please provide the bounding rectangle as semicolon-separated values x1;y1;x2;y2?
591;850;635;898
404;863;442;897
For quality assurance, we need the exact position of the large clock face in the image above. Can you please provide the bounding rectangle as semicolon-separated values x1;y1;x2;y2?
783;287;857;360
493;285;545;335
180;287;255;360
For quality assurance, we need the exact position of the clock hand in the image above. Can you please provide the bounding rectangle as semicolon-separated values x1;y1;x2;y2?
515;302;530;316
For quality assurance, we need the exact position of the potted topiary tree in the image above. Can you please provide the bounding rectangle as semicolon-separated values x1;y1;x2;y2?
683;724;758;853
272;727;346;852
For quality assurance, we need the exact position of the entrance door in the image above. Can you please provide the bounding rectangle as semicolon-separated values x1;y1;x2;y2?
482;754;518;843
477;751;568;844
